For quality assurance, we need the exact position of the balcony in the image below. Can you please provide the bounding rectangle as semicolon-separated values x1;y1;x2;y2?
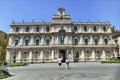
7;44;113;49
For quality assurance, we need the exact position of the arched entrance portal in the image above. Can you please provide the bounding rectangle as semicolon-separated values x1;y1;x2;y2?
59;50;66;62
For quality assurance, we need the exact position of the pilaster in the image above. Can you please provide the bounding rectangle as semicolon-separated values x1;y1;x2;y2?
102;49;106;61
17;50;22;62
81;49;85;61
92;49;96;61
29;51;33;63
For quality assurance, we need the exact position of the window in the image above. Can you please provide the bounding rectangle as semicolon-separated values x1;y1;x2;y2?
76;51;79;59
46;39;49;45
60;36;64;45
46;26;49;32
60;17;63;20
96;51;100;60
15;27;19;32
84;26;87;31
85;39;88;45
36;26;39;32
74;38;78;45
93;26;97;31
24;52;28;60
36;39;39;46
86;51;90;60
26;27;29;32
74;26;77;31
34;52;38;61
104;39;108;44
103;26;106;31
107;51;111;59
15;40;18;46
25;39;29;46
94;39;98;45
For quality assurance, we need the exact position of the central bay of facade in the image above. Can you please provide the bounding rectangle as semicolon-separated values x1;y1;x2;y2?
6;7;114;63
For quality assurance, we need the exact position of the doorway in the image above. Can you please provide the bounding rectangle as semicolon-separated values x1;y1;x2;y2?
59;50;66;62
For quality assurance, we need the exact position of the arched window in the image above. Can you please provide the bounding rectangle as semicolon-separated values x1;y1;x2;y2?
24;52;28;60
26;27;29;32
25;39;29;46
36;39;39;46
103;26;106;31
94;39;98;45
59;36;64;45
46;39;49;45
74;38;78;45
46;26;49;32
93;26;97;31
34;52;38;61
15;40;19;46
74;26;77;31
84;26;87;31
76;51;79;59
107;51;111;59
15;27;19;32
96;51;100;60
86;51;90;60
36;26;39;32
85;39;88;45
104;39;108;44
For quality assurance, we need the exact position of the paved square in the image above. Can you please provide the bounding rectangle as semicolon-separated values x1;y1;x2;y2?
2;62;120;80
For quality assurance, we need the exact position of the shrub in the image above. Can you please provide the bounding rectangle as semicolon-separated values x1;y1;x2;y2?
0;70;11;79
8;62;27;67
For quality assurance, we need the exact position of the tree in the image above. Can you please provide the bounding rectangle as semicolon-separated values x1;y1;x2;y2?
0;36;7;65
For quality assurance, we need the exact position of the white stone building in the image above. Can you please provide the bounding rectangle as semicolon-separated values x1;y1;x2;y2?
6;7;116;63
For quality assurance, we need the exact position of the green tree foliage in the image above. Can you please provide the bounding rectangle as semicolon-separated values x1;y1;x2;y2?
0;36;7;65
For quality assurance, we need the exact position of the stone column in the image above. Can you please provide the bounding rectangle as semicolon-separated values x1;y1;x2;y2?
102;49;106;61
70;49;74;61
100;35;103;44
40;50;44;62
17;51;22;62
66;35;68;45
30;35;34;46
81;49;85;61
41;35;44;45
51;49;54;60
51;36;54;45
90;35;93;44
57;49;59;59
92;49;96;61
20;36;24;46
57;35;59;45
66;48;69;58
29;51;33;63
80;35;83;44
6;51;11;62
68;36;72;45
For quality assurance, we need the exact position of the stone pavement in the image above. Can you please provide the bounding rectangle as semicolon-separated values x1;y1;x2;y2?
2;62;120;80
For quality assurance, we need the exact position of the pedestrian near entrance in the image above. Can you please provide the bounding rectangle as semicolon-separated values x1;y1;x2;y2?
3;61;8;71
57;57;62;70
66;58;69;69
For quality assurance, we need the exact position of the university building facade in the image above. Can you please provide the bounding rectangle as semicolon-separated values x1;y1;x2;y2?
6;7;116;63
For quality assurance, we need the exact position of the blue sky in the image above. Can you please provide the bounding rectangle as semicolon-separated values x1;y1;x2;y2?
0;0;120;33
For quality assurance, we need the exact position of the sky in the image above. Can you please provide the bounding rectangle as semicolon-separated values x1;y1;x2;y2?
0;0;120;34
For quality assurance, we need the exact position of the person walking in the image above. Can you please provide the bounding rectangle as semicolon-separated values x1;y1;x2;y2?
3;61;8;71
65;58;69;70
58;57;62;70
